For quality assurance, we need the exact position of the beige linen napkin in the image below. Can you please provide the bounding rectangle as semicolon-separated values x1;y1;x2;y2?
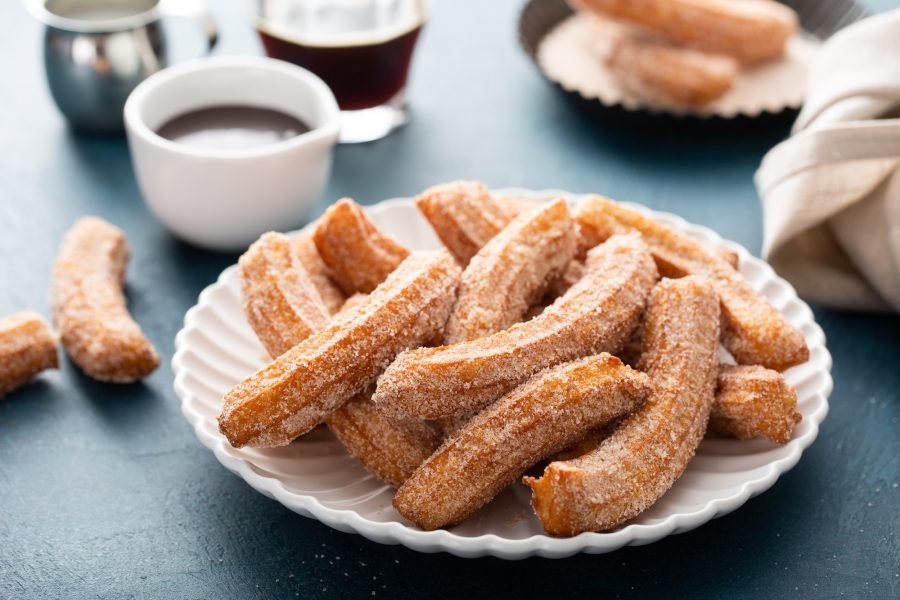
755;9;900;312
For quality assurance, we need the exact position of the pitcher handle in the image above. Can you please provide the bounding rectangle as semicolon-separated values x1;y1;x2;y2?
159;0;219;51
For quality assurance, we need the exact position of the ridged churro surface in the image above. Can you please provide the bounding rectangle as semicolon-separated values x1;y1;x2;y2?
394;354;650;530
711;364;801;444
526;276;720;535
575;196;808;371
0;310;58;396
373;233;657;419
445;198;576;344
219;250;460;448
51;217;159;382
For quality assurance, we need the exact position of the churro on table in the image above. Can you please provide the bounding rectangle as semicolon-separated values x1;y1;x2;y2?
526;276;721;535
219;249;460;448
51;217;159;382
0;310;58;396
574;196;808;371
313;198;410;294
373;233;657;420
394;354;650;530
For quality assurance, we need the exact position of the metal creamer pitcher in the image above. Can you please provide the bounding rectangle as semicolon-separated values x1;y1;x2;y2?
26;0;217;133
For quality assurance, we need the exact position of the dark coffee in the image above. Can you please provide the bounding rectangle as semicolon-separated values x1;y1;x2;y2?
156;106;311;151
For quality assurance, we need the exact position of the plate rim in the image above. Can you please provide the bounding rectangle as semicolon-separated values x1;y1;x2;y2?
172;188;832;559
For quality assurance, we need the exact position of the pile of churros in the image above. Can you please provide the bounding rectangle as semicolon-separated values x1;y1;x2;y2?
218;181;809;536
0;217;159;397
575;0;800;107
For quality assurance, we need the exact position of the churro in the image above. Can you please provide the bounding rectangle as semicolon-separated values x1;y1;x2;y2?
239;232;331;358
219;250;460;448
526;276;720;535
394;354;650;530
0;310;58;396
444;198;577;344
574;196;808;371
326;389;440;487
293;231;345;315
51;217;159;382
415;181;519;265
606;29;737;107
576;0;798;64
711;364;800;445
313;198;410;294
373;233;657;419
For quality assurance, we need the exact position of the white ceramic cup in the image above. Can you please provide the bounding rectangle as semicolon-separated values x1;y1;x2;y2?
124;56;340;251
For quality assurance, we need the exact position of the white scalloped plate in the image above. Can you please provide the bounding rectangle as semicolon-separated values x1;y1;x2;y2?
173;189;831;559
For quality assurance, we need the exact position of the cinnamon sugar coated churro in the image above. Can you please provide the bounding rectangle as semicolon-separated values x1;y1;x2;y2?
239;232;330;358
526;276;721;535
326;389;440;487
0;311;58;396
606;31;737;107
373;233;657;419
219;250;460;448
415;181;518;265
51;217;159;382
576;0;798;64
293;231;345;314
444;198;577;344
574;196;808;371
394;354;650;530
711;364;801;445
313;198;410;294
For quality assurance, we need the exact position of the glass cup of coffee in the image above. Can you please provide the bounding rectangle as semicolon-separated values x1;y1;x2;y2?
254;0;428;143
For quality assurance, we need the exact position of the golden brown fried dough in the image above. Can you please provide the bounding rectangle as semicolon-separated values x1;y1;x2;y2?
219;250;460;448
526;276;720;535
576;0;798;64
394;354;650;530
293;231;346;315
51;217;159;382
415;181;519;265
239;232;331;358
445;198;577;344
373;233;657;419
606;30;737;107
313;198;410;294
0;310;58;396
711;364;801;444
574;196;808;371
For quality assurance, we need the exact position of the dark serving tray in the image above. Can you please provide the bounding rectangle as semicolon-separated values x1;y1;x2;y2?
517;0;870;132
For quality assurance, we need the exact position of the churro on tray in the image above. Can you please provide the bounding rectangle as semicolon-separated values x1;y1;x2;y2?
415;181;519;265
51;217;159;382
575;0;798;65
526;276;721;535
711;364;801;445
0;310;58;396
444;198;577;344
239;232;331;358
394;354;650;530
373;233;657;420
575;196;808;371
219;250;460;448
605;29;737;107
313;198;410;294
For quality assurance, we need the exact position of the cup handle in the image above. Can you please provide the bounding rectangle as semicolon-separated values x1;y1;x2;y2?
158;0;219;52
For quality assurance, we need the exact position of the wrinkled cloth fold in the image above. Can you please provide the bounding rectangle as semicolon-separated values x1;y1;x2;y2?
755;9;900;312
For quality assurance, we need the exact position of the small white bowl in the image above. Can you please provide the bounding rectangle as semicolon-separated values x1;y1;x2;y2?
124;56;340;251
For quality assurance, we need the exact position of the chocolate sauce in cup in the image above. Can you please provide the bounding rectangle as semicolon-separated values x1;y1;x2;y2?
254;0;427;143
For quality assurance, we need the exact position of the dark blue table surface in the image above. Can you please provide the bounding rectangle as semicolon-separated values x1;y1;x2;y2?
2;1;898;598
